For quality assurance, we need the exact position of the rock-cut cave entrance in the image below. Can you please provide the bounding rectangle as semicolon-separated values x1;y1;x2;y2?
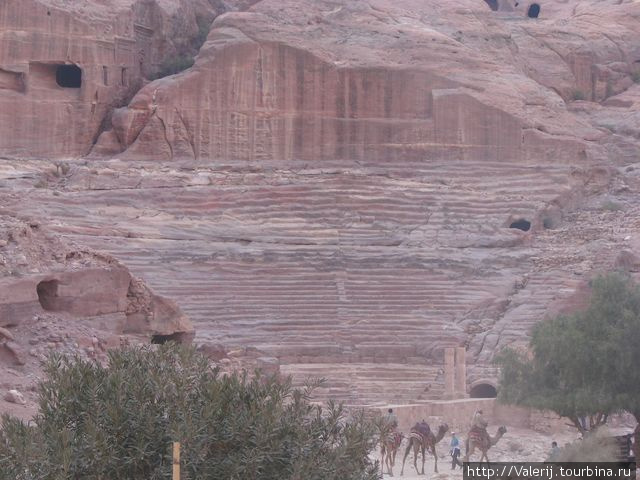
469;383;498;398
509;219;531;231
37;279;61;311
484;0;499;11
527;3;540;18
56;65;82;88
151;332;189;345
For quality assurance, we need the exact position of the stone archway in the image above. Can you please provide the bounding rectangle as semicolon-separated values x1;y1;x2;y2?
469;382;497;398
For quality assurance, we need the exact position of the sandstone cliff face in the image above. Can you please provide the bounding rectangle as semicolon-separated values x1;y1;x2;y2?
0;214;193;339
0;0;251;158
1;0;640;407
100;0;640;165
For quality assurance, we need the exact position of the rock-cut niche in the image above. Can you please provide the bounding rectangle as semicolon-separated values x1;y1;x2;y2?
527;3;540;18
56;65;82;88
151;332;189;345
469;383;497;398
484;0;499;11
37;279;61;311
509;219;531;231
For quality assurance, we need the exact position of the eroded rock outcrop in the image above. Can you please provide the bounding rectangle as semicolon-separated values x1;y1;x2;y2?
0;214;192;339
0;0;252;158
100;0;640;164
2;0;640;407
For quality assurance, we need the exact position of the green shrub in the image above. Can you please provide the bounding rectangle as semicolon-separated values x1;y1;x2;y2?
0;345;379;480
632;71;640;84
151;55;195;80
552;428;618;462
193;15;211;51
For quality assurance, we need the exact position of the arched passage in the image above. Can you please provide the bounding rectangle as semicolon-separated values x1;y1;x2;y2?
509;219;531;231
484;0;499;11
469;383;497;398
527;3;540;18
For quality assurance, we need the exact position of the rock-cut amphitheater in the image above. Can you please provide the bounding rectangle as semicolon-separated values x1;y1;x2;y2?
1;0;640;413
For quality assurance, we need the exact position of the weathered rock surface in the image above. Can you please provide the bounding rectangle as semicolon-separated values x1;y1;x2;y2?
4;389;26;405
0;0;253;158
0;214;193;338
1;0;640;407
0;213;194;415
100;0;640;164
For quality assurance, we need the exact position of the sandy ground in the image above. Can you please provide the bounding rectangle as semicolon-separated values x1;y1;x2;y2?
373;426;587;479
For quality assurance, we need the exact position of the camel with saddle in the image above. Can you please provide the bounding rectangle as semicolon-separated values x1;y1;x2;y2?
400;420;448;475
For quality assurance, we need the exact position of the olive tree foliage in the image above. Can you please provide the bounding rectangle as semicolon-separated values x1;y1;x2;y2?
496;273;640;433
0;345;381;480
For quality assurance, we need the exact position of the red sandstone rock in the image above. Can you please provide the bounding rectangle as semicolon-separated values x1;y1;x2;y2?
98;0;640;164
0;214;193;338
2;0;640;408
0;0;252;158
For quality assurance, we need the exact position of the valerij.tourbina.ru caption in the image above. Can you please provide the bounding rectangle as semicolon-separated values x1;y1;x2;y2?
463;462;636;480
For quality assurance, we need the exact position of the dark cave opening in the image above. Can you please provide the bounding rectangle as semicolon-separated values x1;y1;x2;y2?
470;383;497;398
151;332;190;345
56;65;82;88
37;280;61;311
509;219;531;231
527;3;540;18
484;0;499;11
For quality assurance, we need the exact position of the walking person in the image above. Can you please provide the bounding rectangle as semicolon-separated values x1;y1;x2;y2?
450;431;461;469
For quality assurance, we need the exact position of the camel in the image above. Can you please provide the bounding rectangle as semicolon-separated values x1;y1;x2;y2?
400;423;448;476
463;425;507;464
380;430;403;476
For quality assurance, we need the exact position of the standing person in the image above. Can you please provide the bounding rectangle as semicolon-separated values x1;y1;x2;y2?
450;431;461;469
548;441;560;461
385;408;398;429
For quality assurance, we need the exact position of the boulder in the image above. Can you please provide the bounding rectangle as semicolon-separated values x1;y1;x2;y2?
4;389;26;405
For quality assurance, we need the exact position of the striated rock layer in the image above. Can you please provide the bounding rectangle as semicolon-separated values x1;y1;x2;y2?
0;0;253;158
101;0;640;165
1;0;640;406
0;213;193;339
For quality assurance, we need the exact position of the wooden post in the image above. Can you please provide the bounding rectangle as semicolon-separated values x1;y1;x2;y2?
172;442;180;480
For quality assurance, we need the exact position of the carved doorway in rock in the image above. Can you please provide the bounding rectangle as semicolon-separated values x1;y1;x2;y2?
37;279;61;311
56;65;82;88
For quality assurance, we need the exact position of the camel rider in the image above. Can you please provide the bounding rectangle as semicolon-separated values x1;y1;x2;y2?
471;410;488;430
411;419;431;440
385;408;398;430
471;409;489;444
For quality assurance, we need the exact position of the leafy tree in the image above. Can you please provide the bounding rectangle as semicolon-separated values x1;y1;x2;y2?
496;272;640;434
0;345;380;480
151;55;195;80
